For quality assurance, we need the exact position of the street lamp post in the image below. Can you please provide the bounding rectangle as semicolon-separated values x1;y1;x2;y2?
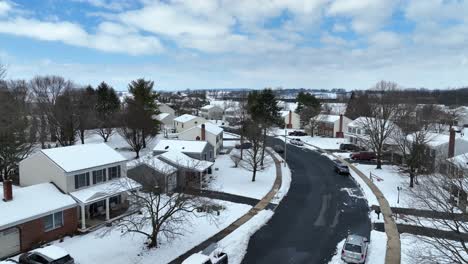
284;127;287;167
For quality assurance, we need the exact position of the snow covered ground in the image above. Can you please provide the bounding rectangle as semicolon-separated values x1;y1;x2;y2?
270;150;292;204
1;200;251;264
217;210;275;264
328;230;387;264
208;149;276;199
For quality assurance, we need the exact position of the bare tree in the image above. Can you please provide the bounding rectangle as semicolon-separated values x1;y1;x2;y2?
0;62;6;80
114;164;218;249
235;91;249;160
308;113;327;137
0;81;33;180
358;81;402;169
408;162;468;264
240;121;264;182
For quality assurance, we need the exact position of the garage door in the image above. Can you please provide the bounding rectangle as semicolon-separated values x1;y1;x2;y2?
0;227;20;259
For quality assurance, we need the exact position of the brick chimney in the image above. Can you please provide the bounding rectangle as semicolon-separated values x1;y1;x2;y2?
336;114;344;138
3;179;13;202
201;124;206;141
287;110;292;129
448;128;455;158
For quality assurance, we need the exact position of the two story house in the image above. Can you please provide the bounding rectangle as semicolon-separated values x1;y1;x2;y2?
173;114;206;133
200;105;224;120
280;110;300;129
19;143;140;231
178;123;223;157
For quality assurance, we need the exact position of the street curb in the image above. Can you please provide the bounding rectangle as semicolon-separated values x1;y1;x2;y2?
168;147;283;263
298;139;401;264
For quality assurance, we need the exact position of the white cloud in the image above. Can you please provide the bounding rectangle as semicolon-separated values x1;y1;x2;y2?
72;0;134;11
0;18;163;55
0;1;12;16
368;31;401;49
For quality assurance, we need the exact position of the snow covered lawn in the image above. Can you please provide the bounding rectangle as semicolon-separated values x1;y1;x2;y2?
45;200;250;264
208;150;276;200
218;210;275;264
299;136;347;150
328;230;387;264
401;233;468;263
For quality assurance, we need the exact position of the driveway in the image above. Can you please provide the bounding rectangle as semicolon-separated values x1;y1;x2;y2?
242;137;371;264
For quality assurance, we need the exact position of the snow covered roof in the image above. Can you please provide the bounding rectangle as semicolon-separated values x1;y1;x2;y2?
40;143;127;173
348;116;395;129
280;110;293;117
409;132;468;147
153;139;208;153
32;246;69;261
0;183;77;230
70;178;141;204
174;114;199;123
199;123;223;135
127;154;178;175
156;113;171;121
201;105;220;110
447;153;468;168
316;114;341;123
158;151;213;172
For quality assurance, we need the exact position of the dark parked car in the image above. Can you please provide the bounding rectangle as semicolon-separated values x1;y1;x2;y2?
333;160;350;175
235;142;252;149
273;145;284;153
350;152;376;161
339;143;364;152
288;131;307;136
19;246;74;264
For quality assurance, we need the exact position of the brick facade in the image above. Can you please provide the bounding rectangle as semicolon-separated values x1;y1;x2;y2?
18;207;78;252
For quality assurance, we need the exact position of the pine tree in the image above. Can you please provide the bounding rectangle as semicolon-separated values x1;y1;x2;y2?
96;82;120;142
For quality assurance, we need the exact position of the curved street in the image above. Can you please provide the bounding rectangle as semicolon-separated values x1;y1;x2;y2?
243;137;371;264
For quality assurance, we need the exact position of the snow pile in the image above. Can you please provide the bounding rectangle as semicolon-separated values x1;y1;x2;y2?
270;150;292;204
217;210;275;264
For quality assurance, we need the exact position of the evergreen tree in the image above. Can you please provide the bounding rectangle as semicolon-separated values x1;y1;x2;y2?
296;92;320;113
96;82;120;142
345;91;372;120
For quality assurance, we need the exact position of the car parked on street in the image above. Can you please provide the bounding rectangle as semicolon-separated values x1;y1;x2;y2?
288;131;307;136
182;248;228;264
350;152;376;161
273;145;284;153
289;138;304;146
333;160;349;175
339;143;364;152
19;245;74;264
341;234;369;264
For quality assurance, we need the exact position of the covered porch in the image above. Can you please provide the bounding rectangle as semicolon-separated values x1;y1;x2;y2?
70;178;141;231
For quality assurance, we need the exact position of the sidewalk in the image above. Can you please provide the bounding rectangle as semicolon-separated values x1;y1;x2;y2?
299;139;401;264
168;148;283;263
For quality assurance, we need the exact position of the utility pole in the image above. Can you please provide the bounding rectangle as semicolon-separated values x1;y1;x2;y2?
284;127;287;167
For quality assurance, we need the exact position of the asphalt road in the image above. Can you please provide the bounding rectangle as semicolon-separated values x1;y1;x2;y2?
242;137;371;264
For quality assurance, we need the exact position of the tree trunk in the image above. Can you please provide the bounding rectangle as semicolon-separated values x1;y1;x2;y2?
376;151;382;169
409;167;414;188
80;129;85;144
142;130;146;149
240;134;244;160
252;166;257;182
260;128;266;167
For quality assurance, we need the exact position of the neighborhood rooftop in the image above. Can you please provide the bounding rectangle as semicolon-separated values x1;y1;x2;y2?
158;151;213;172
39;143;127;172
153;139;208;153
0;183;77;230
201;105;218;110
317;114;341;123
127;154;178;175
183;122;223;135
155;113;170;120
174;114;199;123
70;178;141;204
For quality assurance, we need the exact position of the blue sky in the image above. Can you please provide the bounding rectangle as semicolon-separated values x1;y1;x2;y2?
1;0;468;91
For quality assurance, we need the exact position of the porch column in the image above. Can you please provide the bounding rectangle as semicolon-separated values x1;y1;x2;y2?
81;205;86;230
105;197;110;221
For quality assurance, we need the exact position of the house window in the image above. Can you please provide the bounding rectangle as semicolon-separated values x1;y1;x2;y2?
110;195;121;205
43;211;63;231
108;165;121;180
74;172;90;189
93;169;107;184
182;123;184;128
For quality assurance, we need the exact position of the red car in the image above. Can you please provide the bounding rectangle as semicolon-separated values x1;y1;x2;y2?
350;152;376;161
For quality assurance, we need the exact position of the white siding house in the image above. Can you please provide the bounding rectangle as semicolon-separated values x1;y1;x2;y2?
280;110;300;129
173;114;206;133
19;143;140;231
178;123;223;157
158;103;175;116
200;105;224;120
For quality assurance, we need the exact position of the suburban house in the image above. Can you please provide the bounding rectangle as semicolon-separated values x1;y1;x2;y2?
153;139;215;162
155;112;175;132
0;182;77;259
345;117;400;152
127;155;178;193
314;114;352;138
158;103;176;116
409;130;468;171
173;114;207;133
280;110;300;129
446;153;468;212
456;106;468;127
200;105;224;120
157;151;214;190
178;123;223;157
19;143;141;231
